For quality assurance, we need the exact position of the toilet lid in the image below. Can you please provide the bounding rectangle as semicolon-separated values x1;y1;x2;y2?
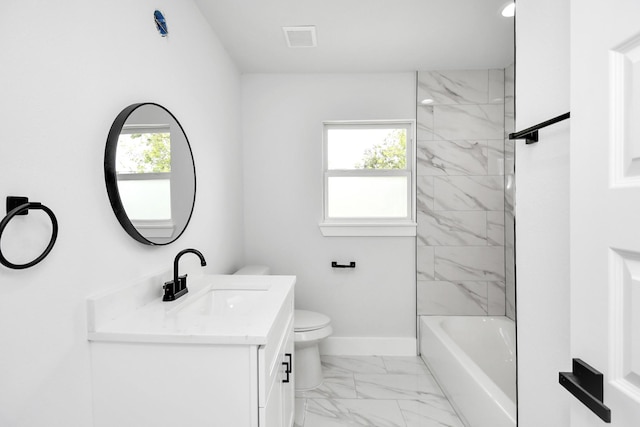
294;310;331;332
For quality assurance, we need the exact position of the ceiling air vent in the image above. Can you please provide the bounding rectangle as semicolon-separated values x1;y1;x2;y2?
282;26;317;48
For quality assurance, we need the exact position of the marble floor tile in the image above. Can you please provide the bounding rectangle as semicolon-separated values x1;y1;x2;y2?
296;356;465;426
354;374;444;400
321;355;387;375
398;398;466;427
296;374;357;399
382;357;432;376
304;398;407;427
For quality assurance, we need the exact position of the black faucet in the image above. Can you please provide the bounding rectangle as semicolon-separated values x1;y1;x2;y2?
163;248;207;301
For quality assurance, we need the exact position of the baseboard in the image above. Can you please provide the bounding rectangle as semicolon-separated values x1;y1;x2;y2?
319;337;417;356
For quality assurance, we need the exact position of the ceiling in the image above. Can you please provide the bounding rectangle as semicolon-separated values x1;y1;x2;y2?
193;0;515;73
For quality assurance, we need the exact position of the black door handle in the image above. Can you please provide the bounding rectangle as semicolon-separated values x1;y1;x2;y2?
559;358;611;423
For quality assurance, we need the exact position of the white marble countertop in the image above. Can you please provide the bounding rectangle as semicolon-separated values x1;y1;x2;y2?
87;274;295;345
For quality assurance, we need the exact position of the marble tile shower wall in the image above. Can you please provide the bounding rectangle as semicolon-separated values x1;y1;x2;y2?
416;70;506;316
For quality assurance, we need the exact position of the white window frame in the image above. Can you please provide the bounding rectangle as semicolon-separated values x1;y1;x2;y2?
320;120;417;237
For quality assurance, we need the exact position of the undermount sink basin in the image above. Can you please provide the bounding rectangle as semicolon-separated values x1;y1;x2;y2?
177;288;269;316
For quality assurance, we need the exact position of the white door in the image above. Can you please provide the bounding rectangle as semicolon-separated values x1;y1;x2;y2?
571;0;640;425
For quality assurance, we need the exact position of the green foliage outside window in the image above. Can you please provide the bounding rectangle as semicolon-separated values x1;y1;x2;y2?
355;129;406;169
127;133;171;173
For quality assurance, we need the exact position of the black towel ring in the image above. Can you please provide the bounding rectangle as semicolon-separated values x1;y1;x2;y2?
0;202;59;269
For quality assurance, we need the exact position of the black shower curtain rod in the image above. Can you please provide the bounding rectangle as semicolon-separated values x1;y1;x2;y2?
509;112;570;144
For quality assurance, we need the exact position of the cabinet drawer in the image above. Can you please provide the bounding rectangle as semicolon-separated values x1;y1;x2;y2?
258;286;293;407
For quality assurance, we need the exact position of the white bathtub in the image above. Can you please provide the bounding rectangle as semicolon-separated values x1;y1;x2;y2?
420;316;516;427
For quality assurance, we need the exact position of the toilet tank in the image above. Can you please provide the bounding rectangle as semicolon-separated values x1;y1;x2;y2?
234;265;270;275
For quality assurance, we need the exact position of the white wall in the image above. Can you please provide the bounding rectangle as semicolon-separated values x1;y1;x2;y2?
515;0;570;426
241;74;417;353
0;2;243;425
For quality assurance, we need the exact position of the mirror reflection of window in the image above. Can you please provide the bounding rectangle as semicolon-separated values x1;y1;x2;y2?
116;125;172;223
116;127;171;174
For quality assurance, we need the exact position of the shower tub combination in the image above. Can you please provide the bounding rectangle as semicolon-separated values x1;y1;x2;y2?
420;316;516;427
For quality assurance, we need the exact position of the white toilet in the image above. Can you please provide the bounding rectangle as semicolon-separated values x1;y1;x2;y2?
293;309;332;391
234;265;333;391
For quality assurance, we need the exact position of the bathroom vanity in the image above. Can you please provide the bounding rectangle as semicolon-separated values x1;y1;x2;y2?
87;274;295;427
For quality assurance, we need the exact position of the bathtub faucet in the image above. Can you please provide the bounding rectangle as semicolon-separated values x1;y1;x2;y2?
163;248;207;301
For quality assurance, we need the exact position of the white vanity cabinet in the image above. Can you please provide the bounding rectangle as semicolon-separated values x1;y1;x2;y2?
260;316;294;427
87;274;295;427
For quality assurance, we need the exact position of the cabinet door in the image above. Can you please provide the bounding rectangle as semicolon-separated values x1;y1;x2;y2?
259;375;282;427
281;322;295;427
260;315;294;426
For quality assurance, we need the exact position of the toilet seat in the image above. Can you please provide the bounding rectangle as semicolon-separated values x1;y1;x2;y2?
294;325;333;343
294;310;331;332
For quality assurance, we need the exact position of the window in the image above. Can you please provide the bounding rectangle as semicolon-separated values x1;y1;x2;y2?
321;121;416;236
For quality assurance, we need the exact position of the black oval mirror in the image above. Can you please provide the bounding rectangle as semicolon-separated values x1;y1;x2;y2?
104;103;196;245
